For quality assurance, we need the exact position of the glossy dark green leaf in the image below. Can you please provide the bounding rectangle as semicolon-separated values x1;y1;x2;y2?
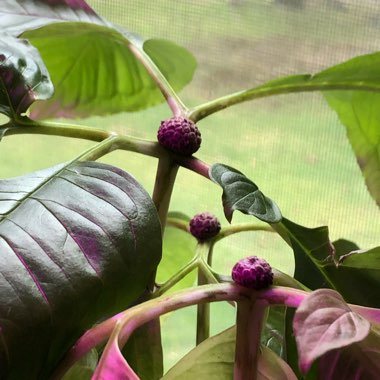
324;246;380;308
0;1;196;119
209;164;282;223
278;218;334;290
324;90;380;206
279;219;380;308
162;326;296;380
0;34;53;118
0;161;162;379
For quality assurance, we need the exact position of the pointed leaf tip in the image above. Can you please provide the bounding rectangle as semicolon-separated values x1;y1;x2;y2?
209;164;282;223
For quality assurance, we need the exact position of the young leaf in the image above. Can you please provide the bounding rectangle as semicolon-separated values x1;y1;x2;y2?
0;1;196;119
324;90;380;206
0;161;162;379
209;164;282;223
0;34;53;119
293;289;371;375
162;326;296;380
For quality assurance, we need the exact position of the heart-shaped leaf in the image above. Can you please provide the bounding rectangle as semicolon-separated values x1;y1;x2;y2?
0;161;162;379
0;1;196;119
293;289;371;375
0;34;53;119
209;164;282;223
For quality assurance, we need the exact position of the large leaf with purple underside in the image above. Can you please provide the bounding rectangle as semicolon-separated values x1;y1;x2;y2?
293;289;380;379
0;34;53;119
0;161;162;379
0;1;196;119
209;164;282;223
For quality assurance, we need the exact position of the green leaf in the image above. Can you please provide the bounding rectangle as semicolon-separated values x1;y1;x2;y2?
324;246;380;308
0;1;196;119
279;219;380;308
122;319;163;380
156;226;196;292
278;218;334;290
209;164;282;223
0;34;53;119
0;161;162;379
62;349;98;380
324;90;380;206
162;326;296;380
261;306;286;358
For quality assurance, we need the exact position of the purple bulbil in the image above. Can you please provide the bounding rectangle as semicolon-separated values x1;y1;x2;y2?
231;256;273;290
157;116;201;155
189;212;221;241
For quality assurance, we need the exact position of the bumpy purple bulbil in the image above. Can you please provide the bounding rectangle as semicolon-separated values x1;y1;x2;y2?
231;256;273;290
189;212;221;241
157;116;201;155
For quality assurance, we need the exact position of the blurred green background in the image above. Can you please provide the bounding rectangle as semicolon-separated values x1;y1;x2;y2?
1;0;380;372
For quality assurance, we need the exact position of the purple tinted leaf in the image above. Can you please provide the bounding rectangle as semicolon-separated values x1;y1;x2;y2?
318;330;380;380
93;340;138;380
293;289;371;375
0;0;101;36
0;34;53;118
0;161;161;379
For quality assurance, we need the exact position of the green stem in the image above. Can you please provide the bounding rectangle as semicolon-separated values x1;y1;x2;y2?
153;257;198;298
152;158;179;228
234;299;268;380
128;43;188;117
187;82;380;122
196;265;210;345
6;118;112;141
166;217;189;233
214;223;275;243
4;118;169;160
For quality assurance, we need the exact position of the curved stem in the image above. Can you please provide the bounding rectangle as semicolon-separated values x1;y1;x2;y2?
153;257;198;298
5;118;113;141
128;43;188;117
152;158;179;228
187;82;380;122
214;223;275;243
51;285;308;379
166;217;189;233
174;155;211;179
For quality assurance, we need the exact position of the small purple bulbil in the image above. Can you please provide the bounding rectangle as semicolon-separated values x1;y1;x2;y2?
189;212;221;241
157;116;201;155
231;256;273;290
